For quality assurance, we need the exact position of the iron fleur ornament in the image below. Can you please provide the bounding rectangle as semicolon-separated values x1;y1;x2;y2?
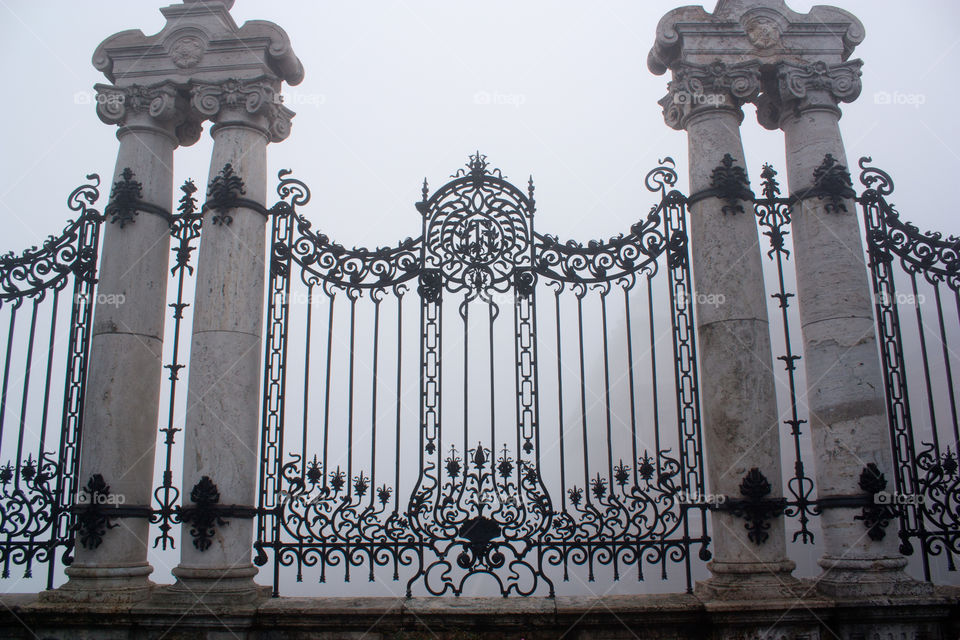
709;153;754;214
855;463;894;541
105;167;143;228
181;476;226;551
207;163;246;226
810;153;855;212
716;468;787;546
74;474;119;550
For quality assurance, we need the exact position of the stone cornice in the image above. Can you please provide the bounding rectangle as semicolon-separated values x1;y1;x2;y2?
190;77;295;143
93;1;303;87
657;60;760;131
648;0;865;75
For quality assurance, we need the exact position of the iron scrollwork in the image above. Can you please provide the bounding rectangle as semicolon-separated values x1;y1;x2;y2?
419;153;534;304
255;155;709;596
0;175;104;584
859;156;960;576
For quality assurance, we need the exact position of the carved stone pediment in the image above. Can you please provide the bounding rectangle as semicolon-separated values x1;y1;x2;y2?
93;1;303;88
648;0;864;75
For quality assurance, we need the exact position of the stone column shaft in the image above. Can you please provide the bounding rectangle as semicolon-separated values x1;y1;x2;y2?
660;62;797;599
51;85;185;602
777;61;918;595
170;78;291;601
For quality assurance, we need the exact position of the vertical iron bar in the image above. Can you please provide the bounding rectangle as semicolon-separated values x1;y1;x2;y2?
370;295;381;509
488;300;496;455
553;287;567;511
321;291;336;488
910;273;940;454
0;307;18;448
14;300;40;486
576;293;590;501
932;284;960;447
37;290;60;458
301;286;314;483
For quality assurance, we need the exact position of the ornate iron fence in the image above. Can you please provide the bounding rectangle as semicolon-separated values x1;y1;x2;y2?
0;176;102;587
254;154;710;596
859;159;960;580
1;154;956;594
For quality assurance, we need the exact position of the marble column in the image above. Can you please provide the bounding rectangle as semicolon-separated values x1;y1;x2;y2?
659;61;798;599
773;60;922;596
168;78;293;601
47;83;198;602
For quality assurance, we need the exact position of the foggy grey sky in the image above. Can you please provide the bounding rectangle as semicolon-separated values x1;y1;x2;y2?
0;0;957;254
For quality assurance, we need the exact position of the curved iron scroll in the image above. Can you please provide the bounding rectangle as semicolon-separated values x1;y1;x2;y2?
257;155;707;597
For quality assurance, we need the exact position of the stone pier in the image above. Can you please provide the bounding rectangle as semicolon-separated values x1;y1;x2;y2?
44;0;302;605
768;57;925;596
648;0;936;630
168;75;294;602
657;58;799;600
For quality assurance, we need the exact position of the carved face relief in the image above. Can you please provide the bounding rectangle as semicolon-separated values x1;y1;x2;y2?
171;36;205;69
745;17;781;50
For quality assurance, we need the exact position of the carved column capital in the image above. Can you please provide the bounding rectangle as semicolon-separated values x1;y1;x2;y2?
658;60;761;131
94;82;200;146
190;77;295;143
758;60;863;129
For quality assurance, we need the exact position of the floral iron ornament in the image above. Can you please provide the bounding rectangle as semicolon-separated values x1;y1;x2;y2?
708;153;754;215
715;468;786;545
809;153;855;212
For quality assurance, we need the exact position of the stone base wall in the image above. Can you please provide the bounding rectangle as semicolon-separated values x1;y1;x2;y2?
2;587;957;640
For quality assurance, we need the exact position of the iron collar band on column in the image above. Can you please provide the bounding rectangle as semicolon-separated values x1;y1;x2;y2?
178;476;258;552
788;154;856;212
104;168;173;226
71;474;154;550
686;153;755;214
710;468;786;546
201;163;269;224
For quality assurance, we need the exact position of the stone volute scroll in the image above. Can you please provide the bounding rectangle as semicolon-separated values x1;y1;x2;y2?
658;60;761;131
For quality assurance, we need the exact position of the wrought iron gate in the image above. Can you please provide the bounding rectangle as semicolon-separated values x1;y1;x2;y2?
859;159;960;580
254;154;709;596
0;176;102;586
